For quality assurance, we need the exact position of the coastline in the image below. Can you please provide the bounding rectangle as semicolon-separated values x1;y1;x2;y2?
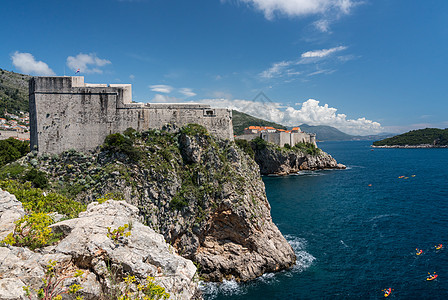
371;144;448;148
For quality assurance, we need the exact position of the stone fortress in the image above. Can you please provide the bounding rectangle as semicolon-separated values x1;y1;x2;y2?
29;76;234;154
237;126;317;148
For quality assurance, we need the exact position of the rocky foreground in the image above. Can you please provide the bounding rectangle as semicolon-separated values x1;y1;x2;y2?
0;191;198;299
253;144;346;175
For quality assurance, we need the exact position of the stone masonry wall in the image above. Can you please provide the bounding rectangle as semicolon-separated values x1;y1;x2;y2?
30;77;233;154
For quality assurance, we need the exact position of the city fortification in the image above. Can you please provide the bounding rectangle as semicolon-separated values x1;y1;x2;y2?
30;76;233;154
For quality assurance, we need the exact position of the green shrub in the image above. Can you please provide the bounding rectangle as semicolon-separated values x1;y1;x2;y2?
23;168;48;189
107;224;132;242
293;142;321;155
22;260;84;299
0;138;30;167
118;275;170;300
0;163;26;179
250;137;267;150
170;195;189;210
235;139;255;158
102;132;142;161
180;124;209;136
2;212;54;250
0;180;86;218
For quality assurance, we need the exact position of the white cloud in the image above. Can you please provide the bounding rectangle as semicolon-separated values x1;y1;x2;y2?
314;19;330;32
238;0;356;20
196;97;383;135
260;61;293;79
152;94;182;103
179;88;197;98
301;46;347;58
149;85;173;93
66;53;111;74
11;51;55;76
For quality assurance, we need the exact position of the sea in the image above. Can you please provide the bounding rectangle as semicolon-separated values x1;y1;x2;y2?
201;140;448;299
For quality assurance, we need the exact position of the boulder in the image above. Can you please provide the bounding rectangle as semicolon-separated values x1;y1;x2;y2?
0;189;25;240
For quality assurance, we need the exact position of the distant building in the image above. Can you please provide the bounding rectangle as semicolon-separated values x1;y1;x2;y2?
239;125;316;147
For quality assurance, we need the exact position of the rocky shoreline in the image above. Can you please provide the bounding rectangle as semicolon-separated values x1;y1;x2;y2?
253;145;346;176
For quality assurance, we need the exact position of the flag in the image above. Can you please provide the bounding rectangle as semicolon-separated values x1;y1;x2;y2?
75;68;80;74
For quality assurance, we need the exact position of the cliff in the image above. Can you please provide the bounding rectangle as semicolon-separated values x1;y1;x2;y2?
8;125;296;283
249;141;345;175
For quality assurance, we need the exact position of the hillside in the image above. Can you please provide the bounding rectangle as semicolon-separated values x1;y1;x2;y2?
298;124;354;141
0;68;30;116
373;128;448;147
232;110;287;135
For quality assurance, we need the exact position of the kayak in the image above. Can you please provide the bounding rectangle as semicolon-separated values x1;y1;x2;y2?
435;244;443;250
427;274;438;281
416;250;423;255
384;288;392;297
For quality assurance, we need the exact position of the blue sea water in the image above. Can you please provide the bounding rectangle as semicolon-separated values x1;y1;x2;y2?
202;141;448;299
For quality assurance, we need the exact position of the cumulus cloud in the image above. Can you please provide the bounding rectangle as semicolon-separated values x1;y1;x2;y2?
66;53;111;74
11;51;55;76
149;85;173;93
179;88;197;98
237;0;356;20
301;46;347;58
196;97;383;135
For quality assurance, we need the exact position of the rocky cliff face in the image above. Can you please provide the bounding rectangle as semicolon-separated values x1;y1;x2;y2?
20;127;296;282
253;144;346;175
0;191;198;299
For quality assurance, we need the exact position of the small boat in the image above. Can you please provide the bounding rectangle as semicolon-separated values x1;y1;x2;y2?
435;244;443;250
416;249;423;255
383;288;392;297
427;274;438;281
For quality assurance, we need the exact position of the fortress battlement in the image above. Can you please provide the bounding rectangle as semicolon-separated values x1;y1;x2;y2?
30;76;233;154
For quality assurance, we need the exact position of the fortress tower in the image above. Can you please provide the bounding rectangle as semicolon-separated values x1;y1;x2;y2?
30;76;233;154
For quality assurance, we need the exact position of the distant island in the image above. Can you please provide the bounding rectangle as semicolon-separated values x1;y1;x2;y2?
372;128;448;148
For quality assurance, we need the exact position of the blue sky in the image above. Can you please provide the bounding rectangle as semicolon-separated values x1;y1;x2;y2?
2;0;448;135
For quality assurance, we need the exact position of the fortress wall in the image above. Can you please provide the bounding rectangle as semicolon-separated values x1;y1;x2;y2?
30;76;233;154
30;77;140;153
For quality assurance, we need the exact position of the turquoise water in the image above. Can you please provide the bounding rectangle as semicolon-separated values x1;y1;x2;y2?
202;141;448;299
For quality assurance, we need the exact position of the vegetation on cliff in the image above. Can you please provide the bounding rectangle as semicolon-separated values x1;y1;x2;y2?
235;137;344;175
0;124;296;282
373;128;448;146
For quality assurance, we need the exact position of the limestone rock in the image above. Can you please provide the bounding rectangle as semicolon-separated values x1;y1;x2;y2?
0;189;25;241
253;145;346;175
50;200;198;299
0;200;199;299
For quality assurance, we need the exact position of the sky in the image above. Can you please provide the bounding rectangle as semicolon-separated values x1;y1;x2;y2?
1;0;448;135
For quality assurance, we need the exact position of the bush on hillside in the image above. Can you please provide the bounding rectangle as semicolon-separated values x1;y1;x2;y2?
102;130;142;161
0;138;29;167
250;137;268;150
235;139;255;158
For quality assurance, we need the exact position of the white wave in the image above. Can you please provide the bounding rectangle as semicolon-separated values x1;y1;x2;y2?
340;240;349;248
199;279;246;299
285;235;316;272
368;214;400;222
